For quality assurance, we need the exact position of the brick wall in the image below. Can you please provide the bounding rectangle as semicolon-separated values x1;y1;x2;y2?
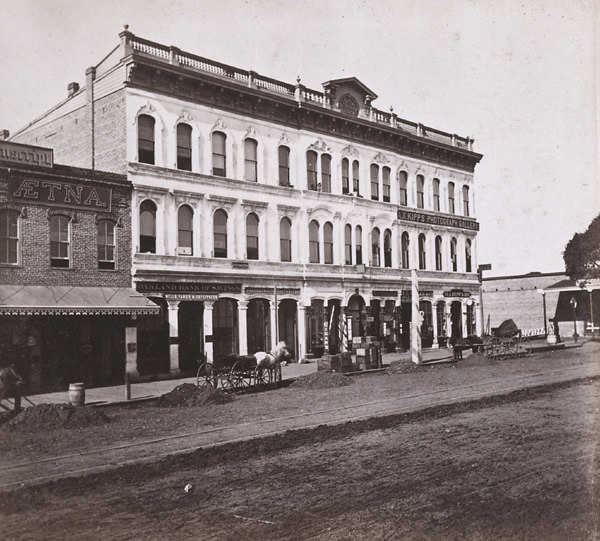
93;90;127;174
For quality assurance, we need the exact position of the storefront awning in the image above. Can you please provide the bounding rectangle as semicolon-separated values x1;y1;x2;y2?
0;286;161;316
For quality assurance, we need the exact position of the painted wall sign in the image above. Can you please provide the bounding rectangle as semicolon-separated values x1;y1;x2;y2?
372;290;398;297
443;289;472;298
397;208;479;231
0;141;53;168
401;290;433;298
137;282;242;294
9;178;112;212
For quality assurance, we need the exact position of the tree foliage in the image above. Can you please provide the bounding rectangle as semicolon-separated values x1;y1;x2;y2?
563;213;600;281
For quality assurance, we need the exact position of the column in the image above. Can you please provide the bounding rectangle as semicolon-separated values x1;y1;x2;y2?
238;301;248;356
203;301;214;362
445;305;452;345
166;299;181;376
297;304;307;363
124;326;139;379
475;300;483;336
461;301;468;338
269;298;279;349
431;302;439;349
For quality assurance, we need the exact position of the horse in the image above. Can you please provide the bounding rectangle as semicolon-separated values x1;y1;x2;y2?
254;342;291;386
0;365;25;412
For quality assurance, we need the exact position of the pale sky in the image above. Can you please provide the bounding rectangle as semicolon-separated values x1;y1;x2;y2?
1;0;598;277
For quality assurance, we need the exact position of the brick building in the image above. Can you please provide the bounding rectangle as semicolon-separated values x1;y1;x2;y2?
9;28;483;375
0;140;158;393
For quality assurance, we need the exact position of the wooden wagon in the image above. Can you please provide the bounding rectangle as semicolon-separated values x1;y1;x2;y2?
482;319;531;360
196;354;282;392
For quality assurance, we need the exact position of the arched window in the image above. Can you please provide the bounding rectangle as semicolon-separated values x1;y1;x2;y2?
244;138;258;182
138;114;155;164
307;151;318;190
418;233;427;270
401;232;410;269
324;221;333;264
278;146;290;186
370;164;379;201
50;215;70;267
212;131;226;177
342;158;350;194
321;154;332;193
417;174;425;209
176;123;192;171
450;237;457;271
382;167;391;202
463;185;470;217
465;239;472;272
355;225;363;265
280;217;292;262
139;200;157;253
98;219;116;269
344;224;352;265
309;220;320;263
448;182;456;214
433;178;441;211
0;209;19;264
371;227;381;267
246;213;259;260
384;229;392;267
178;205;193;255
399;171;408;206
213;209;228;258
435;235;443;271
352;160;360;195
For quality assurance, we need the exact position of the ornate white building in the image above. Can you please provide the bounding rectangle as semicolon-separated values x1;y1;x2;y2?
10;28;483;376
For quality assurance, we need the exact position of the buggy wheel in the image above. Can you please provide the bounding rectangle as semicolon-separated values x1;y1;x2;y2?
220;374;236;393
518;337;531;357
231;362;252;390
196;363;216;387
254;366;271;387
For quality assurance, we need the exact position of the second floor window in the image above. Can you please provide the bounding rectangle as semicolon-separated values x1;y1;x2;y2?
463;185;470;217
176;123;192;171
399;171;408;206
324;222;333;264
466;239;472;272
139;200;157;254
280;217;292;262
450;237;458;271
279;146;290;186
345;224;352;265
448;182;456;214
401;232;410;269
371;227;380;267
50;215;70;268
352;160;360;195
418;233;426;270
178;205;193;255
321;154;332;193
98;220;116;270
384;229;392;267
138;114;155;165
370;164;379;201
417;175;425;209
355;225;363;265
214;209;228;258
435;236;442;271
309;220;320;263
246;213;259;260
433;178;440;211
212;131;226;177
245;139;258;182
0;209;19;264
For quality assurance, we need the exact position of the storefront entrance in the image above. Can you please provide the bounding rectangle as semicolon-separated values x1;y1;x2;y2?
278;299;297;360
451;301;463;339
213;298;239;360
247;298;270;354
178;301;204;373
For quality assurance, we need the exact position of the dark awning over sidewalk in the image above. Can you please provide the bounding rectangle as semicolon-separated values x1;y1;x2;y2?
0;286;161;316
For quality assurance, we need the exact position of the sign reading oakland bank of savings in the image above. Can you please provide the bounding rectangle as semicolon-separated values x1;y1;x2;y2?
9;178;112;212
397;209;479;231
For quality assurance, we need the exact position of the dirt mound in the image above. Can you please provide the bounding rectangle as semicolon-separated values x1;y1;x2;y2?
290;371;352;389
3;403;109;432
157;383;232;407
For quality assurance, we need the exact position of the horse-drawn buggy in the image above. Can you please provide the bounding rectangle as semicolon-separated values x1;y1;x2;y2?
196;342;291;393
482;319;531;359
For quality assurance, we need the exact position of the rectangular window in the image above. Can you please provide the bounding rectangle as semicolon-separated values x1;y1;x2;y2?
448;183;456;214
98;220;116;270
463;186;470;217
212;132;226;177
417;175;425;209
280;238;291;262
399;172;408;206
433;179;440;211
342;159;350;194
0;210;18;264
321;154;331;193
370;164;379;201
244;139;258;182
309;240;320;263
138;115;155;165
307;151;318;190
352;161;360;195
50;215;70;268
176;124;192;171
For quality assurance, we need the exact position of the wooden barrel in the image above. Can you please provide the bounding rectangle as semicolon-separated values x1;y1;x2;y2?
68;382;85;406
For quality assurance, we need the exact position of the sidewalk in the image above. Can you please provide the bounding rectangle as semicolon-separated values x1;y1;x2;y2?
17;339;572;409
